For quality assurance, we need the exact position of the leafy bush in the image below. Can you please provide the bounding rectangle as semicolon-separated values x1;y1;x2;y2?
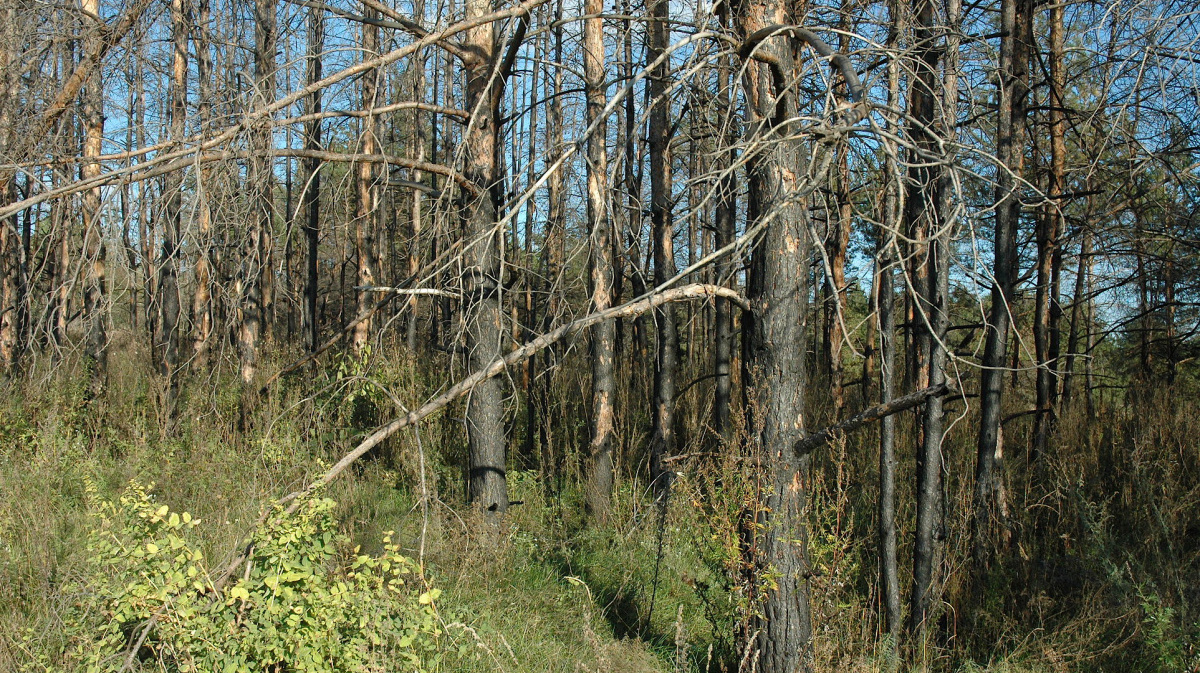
25;482;442;673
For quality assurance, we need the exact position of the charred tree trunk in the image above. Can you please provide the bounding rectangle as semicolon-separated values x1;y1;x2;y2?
240;0;276;387
647;0;678;498
406;0;427;353
711;49;737;443
877;0;902;640
158;0;188;401
909;0;958;644
974;0;1032;575
1032;0;1066;460
302;5;323;355
192;0;215;367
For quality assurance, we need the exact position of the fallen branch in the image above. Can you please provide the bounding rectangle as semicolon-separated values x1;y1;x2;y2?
355;285;461;298
214;282;746;587
793;383;953;457
280;283;747;507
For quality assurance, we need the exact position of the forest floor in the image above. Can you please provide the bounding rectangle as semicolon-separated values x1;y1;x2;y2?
1;336;1196;672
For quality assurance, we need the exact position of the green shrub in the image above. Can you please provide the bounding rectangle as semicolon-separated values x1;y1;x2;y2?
24;482;442;673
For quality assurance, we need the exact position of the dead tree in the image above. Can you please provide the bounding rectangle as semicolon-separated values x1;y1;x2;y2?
584;0;616;518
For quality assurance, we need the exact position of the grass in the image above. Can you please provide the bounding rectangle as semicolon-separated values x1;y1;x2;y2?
0;334;1197;671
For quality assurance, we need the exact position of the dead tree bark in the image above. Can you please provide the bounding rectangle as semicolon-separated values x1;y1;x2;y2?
877;0;902;640
158;0;188;398
711;45;737;443
910;0;959;642
736;17;812;673
584;0;615;519
1032;0;1066;461
352;8;380;354
81;0;108;395
405;0;427;353
461;0;519;512
240;0;276;386
974;0;1032;574
647;0;678;498
301;4;323;355
191;0;215;367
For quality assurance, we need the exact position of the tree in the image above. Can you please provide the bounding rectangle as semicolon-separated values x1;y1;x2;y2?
584;0;616;519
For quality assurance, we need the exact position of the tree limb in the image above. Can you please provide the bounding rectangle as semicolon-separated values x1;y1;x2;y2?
793;383;953;456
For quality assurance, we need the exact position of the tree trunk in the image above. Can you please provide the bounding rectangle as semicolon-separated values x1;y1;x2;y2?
353;9;380;354
302;4;323;355
158;0;188;400
584;0;615;519
406;0;427;353
647;0;677;497
877;1;902;641
1032;0;1066;460
910;0;958;644
974;0;1032;574
735;8;817;671
81;0;108;395
1062;228;1090;408
241;0;276;386
192;0;215;367
462;0;508;513
711;49;737;443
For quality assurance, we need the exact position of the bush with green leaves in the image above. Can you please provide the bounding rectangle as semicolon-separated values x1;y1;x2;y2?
26;482;442;673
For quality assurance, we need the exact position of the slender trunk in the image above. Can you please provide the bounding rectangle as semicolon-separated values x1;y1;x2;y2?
975;0;1031;574
192;0;215;367
1062;229;1090;408
81;0;108;395
353;10;380;354
910;0;958;645
1032;0;1066;460
0;8;17;374
584;0;615;519
241;0;276;386
877;242;900;644
711;50;736;443
878;1;902;641
406;0;427;353
647;0;677;497
158;0;188;400
537;0;565;489
302;5;323;355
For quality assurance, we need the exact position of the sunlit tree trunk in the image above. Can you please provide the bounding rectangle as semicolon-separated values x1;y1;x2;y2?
240;0;276;386
734;10;817;671
877;0;902;641
192;0;216;367
584;0;615;519
462;0;508;512
352;9;380;354
81;0;108;395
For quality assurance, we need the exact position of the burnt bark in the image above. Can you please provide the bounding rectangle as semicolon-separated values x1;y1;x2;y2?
975;0;1032;574
647;0;677;498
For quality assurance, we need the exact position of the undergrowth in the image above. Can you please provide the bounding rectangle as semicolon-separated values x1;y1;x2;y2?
0;340;1196;672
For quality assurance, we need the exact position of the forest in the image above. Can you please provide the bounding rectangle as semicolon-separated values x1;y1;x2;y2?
0;0;1198;669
